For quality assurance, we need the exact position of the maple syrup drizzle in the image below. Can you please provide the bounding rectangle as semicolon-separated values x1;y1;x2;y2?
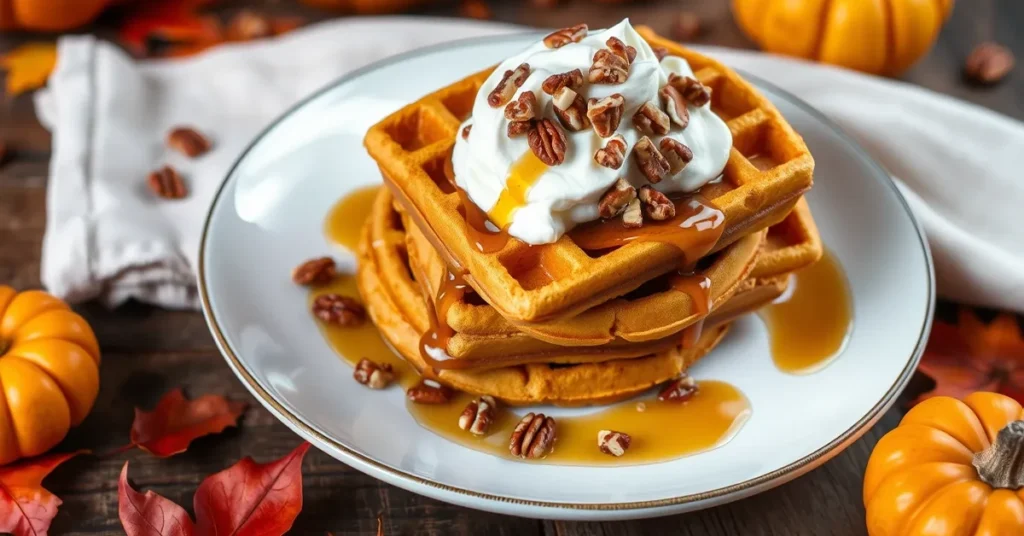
418;266;469;371
324;185;382;251
444;157;510;254
760;250;853;374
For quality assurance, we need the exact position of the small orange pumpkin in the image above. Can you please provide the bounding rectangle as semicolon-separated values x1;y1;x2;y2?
0;286;100;465
732;0;955;76
864;392;1024;535
0;0;116;31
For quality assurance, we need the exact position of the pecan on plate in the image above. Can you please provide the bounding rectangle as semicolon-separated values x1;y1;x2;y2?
587;94;625;138
487;63;531;108
597;177;636;218
543;23;587;49
597;430;632;457
167;126;212;158
458;395;497;435
633;101;671;136
509;413;556;459
527;119;567;166
312;294;366;326
589;48;630;84
622;198;643;229
660;137;693;175
461;124;472;140
632;136;670;184
407;379;453;404
504;91;538;122
658;374;698;402
639;185;675;221
653;46;670;62
668;74;711;107
541;69;584;95
594;134;627;170
291;256;336;285
507;120;533;138
148;165;187;199
552;87;590;132
660;85;690;129
353;358;394;389
965;42;1014;85
606;36;637;65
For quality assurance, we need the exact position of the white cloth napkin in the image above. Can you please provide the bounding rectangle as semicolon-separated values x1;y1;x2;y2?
36;18;1024;312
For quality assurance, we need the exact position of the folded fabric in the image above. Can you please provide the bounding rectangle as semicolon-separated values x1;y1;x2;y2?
36;18;1024;312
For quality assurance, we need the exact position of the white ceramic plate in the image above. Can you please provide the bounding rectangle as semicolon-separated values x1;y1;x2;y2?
199;34;934;521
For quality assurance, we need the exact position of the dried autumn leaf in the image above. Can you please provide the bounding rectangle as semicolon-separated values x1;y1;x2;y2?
0;42;57;96
131;389;247;457
119;463;194;536
914;308;1024;405
118;0;222;57
0;451;83;536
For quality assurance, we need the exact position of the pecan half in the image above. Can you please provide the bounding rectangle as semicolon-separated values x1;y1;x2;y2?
527;119;567;166
227;10;273;40
543;24;587;49
658;374;698;402
504;91;538;122
589;48;630;84
632;136;670;183
291;256;336;285
606;36;637;65
461;124;472;140
660;137;694;175
312;294;366;326
148;166;187;199
552;87;590;132
487;63;530;108
660;85;690;129
622;198;643;228
509;413;556;459
541;69;584;95
587;94;625;138
458;395;497;435
406;379;453;404
598;177;636;218
653;46;670;62
594;134;627;170
633;101;671;135
639;185;675;221
671;11;701;42
507;120;532;138
353;358;394;389
669;74;711;107
965;42;1014;85
597;430;632;457
167;127;211;158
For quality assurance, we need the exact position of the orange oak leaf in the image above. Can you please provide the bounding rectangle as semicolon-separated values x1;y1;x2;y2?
0;42;57;96
118;443;311;536
0;451;83;536
131;389;247;457
118;0;222;57
914;308;1024;405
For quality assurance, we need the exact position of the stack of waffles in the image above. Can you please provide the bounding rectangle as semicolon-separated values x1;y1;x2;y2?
360;27;821;406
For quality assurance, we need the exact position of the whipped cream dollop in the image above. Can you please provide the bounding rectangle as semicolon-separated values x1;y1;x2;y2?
452;19;733;245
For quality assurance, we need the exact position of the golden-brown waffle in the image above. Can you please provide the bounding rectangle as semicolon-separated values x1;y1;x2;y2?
365;26;813;324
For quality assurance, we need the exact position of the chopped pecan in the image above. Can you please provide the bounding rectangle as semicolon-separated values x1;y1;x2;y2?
167;127;211;158
406;379;453;404
461;124;472;140
541;69;584;95
507;120;532;138
606;36;637;65
587;94;625;138
653;47;670;62
148;166;187;199
658;374;698;402
504;91;538;122
552;87;590;132
633;101;671;135
353;358;394;389
589;48;630;84
597;430;632;457
312;294;366;326
458;395;497;435
543;23;587;49
509;413;556;459
487;63;530;108
660;137;694;175
669;74;711;107
527;119;567;166
660;85;690;129
594;134;627;170
632;136;670;183
291;256;336;285
965;42;1014;85
671;11;701;42
639;185;675;221
622;198;643;228
598;177;636;218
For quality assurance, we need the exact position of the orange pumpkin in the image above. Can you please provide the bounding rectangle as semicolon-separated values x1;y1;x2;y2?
0;286;100;465
864;392;1024;535
732;0;955;76
0;0;115;31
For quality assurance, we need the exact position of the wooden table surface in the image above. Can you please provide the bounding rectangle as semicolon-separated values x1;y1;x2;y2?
1;1;1020;534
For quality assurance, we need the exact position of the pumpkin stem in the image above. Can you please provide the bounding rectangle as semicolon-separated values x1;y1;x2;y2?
974;420;1024;489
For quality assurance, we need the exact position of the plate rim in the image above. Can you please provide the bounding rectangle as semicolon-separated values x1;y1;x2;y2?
197;31;936;513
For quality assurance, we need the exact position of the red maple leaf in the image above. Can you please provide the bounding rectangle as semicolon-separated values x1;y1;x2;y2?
118;0;222;57
914;308;1024;405
119;442;311;536
0;452;83;536
131;389;247;457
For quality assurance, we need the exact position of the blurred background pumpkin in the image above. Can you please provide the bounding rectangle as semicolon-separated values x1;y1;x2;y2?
0;0;120;31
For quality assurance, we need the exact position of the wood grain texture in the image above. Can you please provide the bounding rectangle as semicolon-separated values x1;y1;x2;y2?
0;0;1020;534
